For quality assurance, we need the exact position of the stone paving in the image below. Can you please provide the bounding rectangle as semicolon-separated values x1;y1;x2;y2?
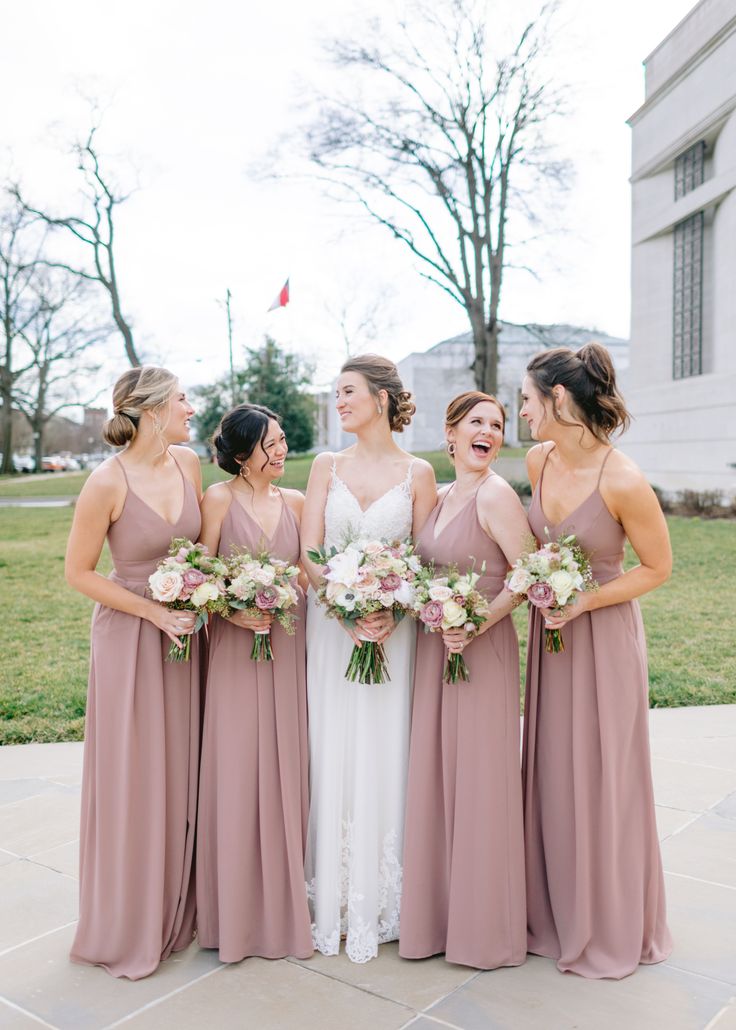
1;704;735;1030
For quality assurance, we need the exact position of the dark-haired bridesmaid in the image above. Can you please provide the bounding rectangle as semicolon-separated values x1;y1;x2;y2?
400;391;529;970
196;404;312;962
66;367;201;979
520;343;673;979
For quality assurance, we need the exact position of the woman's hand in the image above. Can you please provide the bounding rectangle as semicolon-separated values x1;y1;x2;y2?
543;590;595;630
227;610;274;632
441;626;477;654
355;609;396;645
146;603;197;649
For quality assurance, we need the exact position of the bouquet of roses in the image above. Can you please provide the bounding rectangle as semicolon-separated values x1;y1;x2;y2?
307;538;420;684
148;537;229;662
224;550;300;661
505;531;597;653
411;562;491;684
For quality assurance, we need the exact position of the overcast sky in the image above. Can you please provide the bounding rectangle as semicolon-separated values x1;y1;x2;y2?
2;0;697;396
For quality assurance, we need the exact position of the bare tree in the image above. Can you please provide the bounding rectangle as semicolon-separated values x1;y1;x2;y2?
15;272;106;471
303;0;569;393
0;202;42;473
11;123;141;367
324;283;397;357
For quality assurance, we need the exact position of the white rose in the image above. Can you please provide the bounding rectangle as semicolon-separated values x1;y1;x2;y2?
325;550;360;587
252;565;276;586
190;582;219;607
507;568;533;594
148;569;184;603
429;584;453;602
393;580;416;607
547;570;575;600
441;599;467;629
454;578;473;597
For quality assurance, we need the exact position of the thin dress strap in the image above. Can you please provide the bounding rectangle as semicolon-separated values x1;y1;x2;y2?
168;449;187;488
596;448;614;488
405;459;416;486
537;445;554;490
113;454;130;486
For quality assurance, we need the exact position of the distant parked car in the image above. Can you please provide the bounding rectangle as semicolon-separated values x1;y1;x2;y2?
41;455;66;472
59;456;81;471
13;454;35;473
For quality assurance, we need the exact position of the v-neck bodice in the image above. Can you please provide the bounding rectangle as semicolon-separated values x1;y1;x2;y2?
220;489;300;565
323;459;414;549
528;448;625;585
108;455;201;584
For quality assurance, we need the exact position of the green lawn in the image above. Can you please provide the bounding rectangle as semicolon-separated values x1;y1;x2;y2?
0;507;733;744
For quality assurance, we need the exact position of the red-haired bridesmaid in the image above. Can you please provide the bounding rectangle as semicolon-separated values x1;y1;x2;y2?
520;343;673;978
400;391;528;970
66;367;201;979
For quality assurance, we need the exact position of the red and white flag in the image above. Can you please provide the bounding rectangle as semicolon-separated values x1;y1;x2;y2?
267;278;290;311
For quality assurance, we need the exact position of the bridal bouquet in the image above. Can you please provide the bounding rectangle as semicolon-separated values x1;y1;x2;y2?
411;563;491;684
224;550;300;661
307;538;420;684
504;531;597;653
148;538;229;662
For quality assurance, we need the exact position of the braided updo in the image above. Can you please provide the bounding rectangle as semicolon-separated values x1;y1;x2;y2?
526;343;630;442
340;353;416;433
102;366;179;447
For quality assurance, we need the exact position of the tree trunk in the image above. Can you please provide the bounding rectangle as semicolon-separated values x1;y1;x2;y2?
0;388;13;474
33;423;43;473
469;311;498;396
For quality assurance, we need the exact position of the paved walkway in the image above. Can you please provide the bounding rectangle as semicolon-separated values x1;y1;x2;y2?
1;705;734;1030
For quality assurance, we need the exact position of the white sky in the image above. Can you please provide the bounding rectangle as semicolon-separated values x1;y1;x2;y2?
2;0;697;396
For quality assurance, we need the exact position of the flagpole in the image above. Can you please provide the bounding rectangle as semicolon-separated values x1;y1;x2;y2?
225;288;235;405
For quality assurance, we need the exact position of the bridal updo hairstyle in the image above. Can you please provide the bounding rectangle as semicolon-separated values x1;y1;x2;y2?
102;366;179;447
445;391;507;434
213;403;280;475
525;343;631;442
340;354;416;433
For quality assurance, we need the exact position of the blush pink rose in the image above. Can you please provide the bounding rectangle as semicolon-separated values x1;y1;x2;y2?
420;600;444;628
380;573;402;592
528;581;555;608
255;587;279;610
182;568;207;590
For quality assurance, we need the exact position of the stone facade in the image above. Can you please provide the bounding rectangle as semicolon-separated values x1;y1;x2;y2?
324;323;628;452
623;0;736;495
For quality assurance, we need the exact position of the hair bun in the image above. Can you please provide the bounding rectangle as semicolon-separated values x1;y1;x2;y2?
390;389;416;433
578;342;616;395
102;411;137;448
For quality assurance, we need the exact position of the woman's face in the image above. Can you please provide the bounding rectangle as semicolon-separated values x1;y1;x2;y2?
335;372;384;434
250;418;288;480
447;400;505;471
519;375;552;441
161;384;195;444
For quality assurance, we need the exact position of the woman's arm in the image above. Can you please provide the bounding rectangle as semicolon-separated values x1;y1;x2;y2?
282;489;309;593
410;459;438;538
300;452;333;589
65;464;195;648
198;483;229;556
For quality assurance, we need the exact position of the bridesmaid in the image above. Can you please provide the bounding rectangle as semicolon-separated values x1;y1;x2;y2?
66;366;201;979
196;404;312;962
520;343;673;979
400;391;529;970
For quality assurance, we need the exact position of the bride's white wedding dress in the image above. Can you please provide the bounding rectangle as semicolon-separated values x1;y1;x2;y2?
305;458;416;963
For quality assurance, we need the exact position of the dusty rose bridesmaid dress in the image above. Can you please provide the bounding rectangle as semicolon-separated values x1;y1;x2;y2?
196;489;312;961
400;483;527;969
523;447;672;979
70;456;201;980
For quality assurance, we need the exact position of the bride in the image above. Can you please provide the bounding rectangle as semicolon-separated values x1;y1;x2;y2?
302;354;437;963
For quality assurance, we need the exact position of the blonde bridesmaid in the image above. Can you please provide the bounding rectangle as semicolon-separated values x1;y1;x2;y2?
520;343;673;979
196;404;312;962
66;367;201;979
400;391;528;970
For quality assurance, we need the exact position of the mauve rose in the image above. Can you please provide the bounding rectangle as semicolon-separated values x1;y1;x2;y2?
528;581;555;608
182;568;207;590
255;587;279;610
420;600;444;628
380;573;402;592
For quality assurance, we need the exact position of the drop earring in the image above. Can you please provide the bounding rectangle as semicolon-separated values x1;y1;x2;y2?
239;463;250;480
376;404;383;416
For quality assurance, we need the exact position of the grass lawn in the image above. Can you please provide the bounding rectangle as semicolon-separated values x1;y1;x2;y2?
0;507;733;744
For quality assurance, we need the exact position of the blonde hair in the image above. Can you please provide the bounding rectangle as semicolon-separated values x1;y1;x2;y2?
340;353;415;432
102;366;179;447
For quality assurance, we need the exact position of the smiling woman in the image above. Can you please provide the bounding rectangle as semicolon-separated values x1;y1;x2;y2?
64;365;204;980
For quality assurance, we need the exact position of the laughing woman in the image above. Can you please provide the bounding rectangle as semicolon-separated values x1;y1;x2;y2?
196;404;312;962
400;391;529;970
66;367;201;979
520;344;672;979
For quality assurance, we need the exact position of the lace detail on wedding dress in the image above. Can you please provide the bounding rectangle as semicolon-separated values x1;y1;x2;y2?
323;459;414;550
306;819;403;963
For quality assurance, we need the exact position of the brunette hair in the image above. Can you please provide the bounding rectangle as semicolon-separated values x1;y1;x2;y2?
102;366;179;447
525;343;630;442
212;403;280;475
340;353;415;432
445;391;506;433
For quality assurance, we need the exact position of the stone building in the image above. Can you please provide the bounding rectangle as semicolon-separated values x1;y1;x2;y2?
324;323;628;452
623;0;736;495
